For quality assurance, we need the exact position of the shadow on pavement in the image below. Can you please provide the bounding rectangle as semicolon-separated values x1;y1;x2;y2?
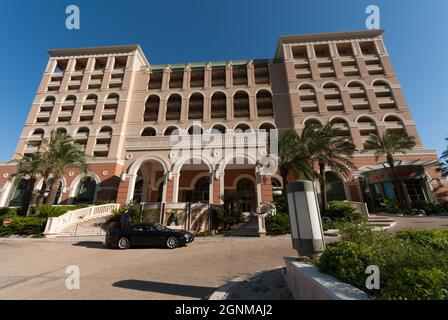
112;279;216;299
72;241;106;249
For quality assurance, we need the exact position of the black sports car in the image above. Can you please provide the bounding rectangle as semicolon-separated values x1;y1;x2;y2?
105;222;194;249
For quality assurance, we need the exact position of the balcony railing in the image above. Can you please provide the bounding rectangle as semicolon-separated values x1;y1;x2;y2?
125;131;269;151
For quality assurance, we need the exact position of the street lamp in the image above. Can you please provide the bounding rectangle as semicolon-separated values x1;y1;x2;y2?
286;180;325;257
139;202;146;223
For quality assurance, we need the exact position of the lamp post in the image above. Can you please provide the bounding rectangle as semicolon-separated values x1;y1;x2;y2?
139;202;146;223
286;180;325;257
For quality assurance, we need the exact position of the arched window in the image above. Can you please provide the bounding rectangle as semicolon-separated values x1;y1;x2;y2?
330;118;351;140
188;125;203;135
211;124;226;134
192;176;209;203
37;96;55;123
235;123;251;133
8;179;30;207
27;128;45;151
304;118;322;127
211;92;227;119
74;176;97;204
103;93;119;121
259;122;276;133
348;82;370;111
80;94;98;122
188;93;204;120
256;90;273;116
95;126;112;157
373;80;397;109
299;84;318;113
74;127;89;152
141;127;156;137
144;95;160;121
357;116;378;149
384;115;405;134
325;172;347;201
164;126;179;136
323;83;344;112
233;91;250;118
166;94;182;121
58;95;76;122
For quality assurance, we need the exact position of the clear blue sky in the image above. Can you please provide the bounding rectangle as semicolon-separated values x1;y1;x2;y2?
0;0;446;159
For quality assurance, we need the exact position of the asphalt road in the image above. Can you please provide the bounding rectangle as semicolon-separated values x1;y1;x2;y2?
0;235;296;300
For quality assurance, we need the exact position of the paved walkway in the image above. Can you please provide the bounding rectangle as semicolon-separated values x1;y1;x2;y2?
0;235;296;300
210;267;292;300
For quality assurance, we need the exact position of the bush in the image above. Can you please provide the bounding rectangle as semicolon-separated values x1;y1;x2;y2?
381;198;401;214
0;215;46;237
105;202;140;226
212;207;244;231
0;207;19;216
324;201;364;223
396;228;448;251
266;212;290;235
317;224;448;300
33;204;89;218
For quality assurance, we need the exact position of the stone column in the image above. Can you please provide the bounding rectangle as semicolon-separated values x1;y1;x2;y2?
100;56;114;90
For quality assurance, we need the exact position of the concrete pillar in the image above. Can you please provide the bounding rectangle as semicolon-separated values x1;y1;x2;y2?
100;56;114;90
226;63;233;88
80;58;95;91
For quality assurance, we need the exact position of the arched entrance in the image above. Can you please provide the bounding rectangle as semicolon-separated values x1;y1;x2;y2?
174;158;212;203
325;172;347;201
236;178;256;213
127;156;169;204
74;176;97;204
8;178;30;207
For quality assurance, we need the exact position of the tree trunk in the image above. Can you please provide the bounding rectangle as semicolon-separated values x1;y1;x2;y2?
46;177;61;205
21;178;36;217
387;154;407;210
319;161;328;213
35;178;48;207
280;166;290;214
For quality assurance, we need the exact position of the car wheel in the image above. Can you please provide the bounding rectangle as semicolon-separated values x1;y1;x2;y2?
117;237;131;250
166;236;179;249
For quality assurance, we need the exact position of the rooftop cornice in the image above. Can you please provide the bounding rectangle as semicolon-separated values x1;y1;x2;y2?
274;29;386;59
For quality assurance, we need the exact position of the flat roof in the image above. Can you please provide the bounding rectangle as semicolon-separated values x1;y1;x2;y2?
274;29;385;59
47;44;150;66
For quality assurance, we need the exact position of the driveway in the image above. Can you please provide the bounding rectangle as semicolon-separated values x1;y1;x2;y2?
0;236;296;300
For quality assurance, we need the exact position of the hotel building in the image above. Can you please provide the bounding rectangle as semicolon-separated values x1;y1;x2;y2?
0;29;446;222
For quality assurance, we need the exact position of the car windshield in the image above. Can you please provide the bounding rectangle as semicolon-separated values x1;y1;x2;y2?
151;222;168;230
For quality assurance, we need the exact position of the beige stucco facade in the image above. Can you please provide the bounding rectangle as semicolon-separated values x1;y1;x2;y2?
0;29;446;211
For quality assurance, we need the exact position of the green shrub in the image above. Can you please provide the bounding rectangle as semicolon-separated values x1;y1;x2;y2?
106;202;140;225
212;207;244;231
396;228;448;251
33;204;89;218
316;224;448;300
0;215;46;237
381;198;401;214
0;207;20;215
273;196;287;215
266;212;290;235
325;201;364;223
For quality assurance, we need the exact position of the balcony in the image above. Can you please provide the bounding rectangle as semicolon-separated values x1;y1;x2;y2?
41;101;55;108
300;100;318;108
325;99;343;107
102;109;117;117
296;68;311;76
94;144;110;152
28;134;44;142
97;131;112;139
339;56;355;63
125;131;269;151
89;79;102;86
323;88;339;95
112;68;125;74
298;89;315;97
52;71;64;77
358;123;377;131
24;145;39;153
91;70;104;76
342;66;359;73
316;57;332;63
109;78;123;85
48;81;61;87
80;110;95;117
363;54;379;62
374;85;391;94
105;97;119;105
294;58;309;65
36;111;51;118
83;99;97;106
332;123;350;131
385;121;404;130
351;98;369;106
74;132;89;140
377;97;395;105
58;110;73;118
367;65;383;73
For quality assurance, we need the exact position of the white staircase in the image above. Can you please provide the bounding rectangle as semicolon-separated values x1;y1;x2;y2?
43;203;120;238
367;214;396;228
228;214;261;237
56;216;109;237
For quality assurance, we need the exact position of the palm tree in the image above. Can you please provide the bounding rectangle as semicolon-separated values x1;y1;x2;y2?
278;129;316;204
312;123;356;212
365;131;416;209
437;137;448;177
9;153;44;216
45;132;88;205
